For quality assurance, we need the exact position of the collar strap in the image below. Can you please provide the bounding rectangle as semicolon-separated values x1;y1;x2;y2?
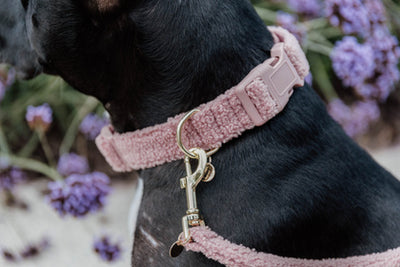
95;26;309;171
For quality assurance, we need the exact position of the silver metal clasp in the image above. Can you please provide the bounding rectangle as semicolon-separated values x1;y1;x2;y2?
180;148;208;240
169;109;218;257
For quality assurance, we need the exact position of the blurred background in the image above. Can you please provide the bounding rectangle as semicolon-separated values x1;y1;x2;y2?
0;0;399;266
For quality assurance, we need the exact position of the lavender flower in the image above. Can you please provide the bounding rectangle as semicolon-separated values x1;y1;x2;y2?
354;30;400;101
328;99;380;137
25;103;53;132
276;11;307;43
305;73;313;86
325;0;370;36
0;159;26;191
93;236;121;262
47;172;111;217
79;113;110;140
358;72;399;101
287;0;321;17
331;36;375;88
57;153;89;177
364;0;386;29
368;28;400;70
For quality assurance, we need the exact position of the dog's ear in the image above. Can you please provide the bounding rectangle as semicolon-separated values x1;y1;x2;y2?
84;0;124;14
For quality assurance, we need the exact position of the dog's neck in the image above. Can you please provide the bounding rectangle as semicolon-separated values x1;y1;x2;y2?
91;1;332;182
94;2;330;189
102;1;274;133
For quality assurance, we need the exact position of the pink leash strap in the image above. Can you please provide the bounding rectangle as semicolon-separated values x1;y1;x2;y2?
95;26;309;171
186;226;400;267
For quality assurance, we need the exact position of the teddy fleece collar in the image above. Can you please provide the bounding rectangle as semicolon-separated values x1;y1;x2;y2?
95;26;309;171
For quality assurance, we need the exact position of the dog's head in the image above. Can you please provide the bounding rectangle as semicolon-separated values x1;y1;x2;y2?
1;0;132;98
1;0;272;130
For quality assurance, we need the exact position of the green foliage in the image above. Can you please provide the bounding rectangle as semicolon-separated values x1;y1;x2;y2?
0;73;103;180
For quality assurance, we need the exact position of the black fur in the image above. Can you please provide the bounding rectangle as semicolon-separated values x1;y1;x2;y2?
1;0;400;266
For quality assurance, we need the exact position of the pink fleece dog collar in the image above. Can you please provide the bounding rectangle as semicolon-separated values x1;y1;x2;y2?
185;226;400;267
95;26;309;171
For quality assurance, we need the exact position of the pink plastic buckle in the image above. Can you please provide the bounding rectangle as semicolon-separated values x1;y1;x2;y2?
235;43;303;126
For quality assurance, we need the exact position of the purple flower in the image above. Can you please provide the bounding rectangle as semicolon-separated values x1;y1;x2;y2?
328;99;380;137
364;0;386;28
325;0;370;36
276;12;307;43
287;0;321;17
331;36;375;88
305;73;313;86
0;158;26;191
25;103;53;132
357;30;400;101
79;113;110;140
47;172;111;217
368;28;400;69
57;153;89;177
93;236;121;262
358;71;399;101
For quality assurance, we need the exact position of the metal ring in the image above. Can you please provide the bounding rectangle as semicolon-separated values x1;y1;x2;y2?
176;109;220;159
205;147;219;157
177;109;200;159
177;232;192;246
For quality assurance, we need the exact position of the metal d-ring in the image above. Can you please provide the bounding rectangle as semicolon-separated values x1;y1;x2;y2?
176;109;219;159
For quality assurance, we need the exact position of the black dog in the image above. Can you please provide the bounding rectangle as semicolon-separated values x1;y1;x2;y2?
1;0;400;266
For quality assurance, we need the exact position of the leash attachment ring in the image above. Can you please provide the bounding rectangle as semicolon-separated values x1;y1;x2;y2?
176;109;219;159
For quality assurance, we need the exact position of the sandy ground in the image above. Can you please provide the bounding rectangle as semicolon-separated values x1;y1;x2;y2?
0;177;138;267
0;145;399;267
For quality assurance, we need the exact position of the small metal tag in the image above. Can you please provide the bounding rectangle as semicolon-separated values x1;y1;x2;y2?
169;242;184;257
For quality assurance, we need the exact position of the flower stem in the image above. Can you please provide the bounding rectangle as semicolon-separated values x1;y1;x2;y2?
0;153;63;181
37;130;56;167
59;97;99;156
302;17;328;30
308;53;338;101
317;27;343;39
306;41;332;57
0;122;10;154
17;133;39;157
